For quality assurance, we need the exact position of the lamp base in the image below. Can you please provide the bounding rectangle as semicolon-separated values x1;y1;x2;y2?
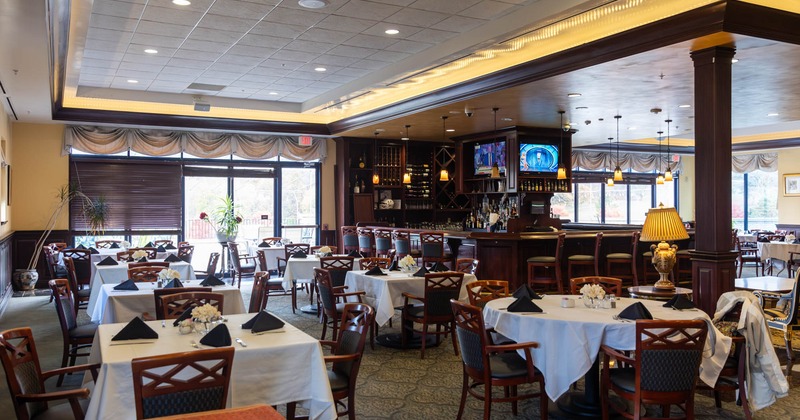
653;274;676;291
650;241;678;290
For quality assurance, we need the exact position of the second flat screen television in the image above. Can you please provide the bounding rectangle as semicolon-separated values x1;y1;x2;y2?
474;141;506;176
519;143;559;173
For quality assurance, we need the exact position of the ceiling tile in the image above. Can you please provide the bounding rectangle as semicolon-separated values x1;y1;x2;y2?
239;34;293;49
367;50;411;62
188;28;243;44
135;21;194;38
92;0;146;18
115;69;160;79
385;8;448;27
141;6;204;26
206;62;253;74
80;66;118;76
334;1;402;20
409;0;481;13
315;15;377;33
86;27;133;43
310;80;343;89
385;39;432;53
434;15;486;33
81;58;120;69
83;49;126;61
298;28;355;44
245;67;292;78
313;54;357;67
88;15;139;32
249;21;307;39
147;81;186;92
167;57;214;69
227;44;276;59
322;74;358;83
159;66;206;77
130;33;185;48
79;74;114;83
194;76;238;85
198;14;258;32
217;53;265;67
182;38;234;54
117;61;164;72
407;28;458;44
297;87;326;94
270;49;319;63
85;38;129;52
288;71;327;82
272;78;313;88
156;73;201;83
200;69;242;80
348;59;390;70
111;77;151;89
259;59;306;70
284;40;336;54
229;79;272;89
124;47;175;61
172;49;222;62
336;67;372;77
207;0;278;19
263;7;326;27
459;1;517;19
327;45;378;59
343;34;397;50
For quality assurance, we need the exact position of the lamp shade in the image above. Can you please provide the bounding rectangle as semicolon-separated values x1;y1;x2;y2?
372;173;380;184
639;206;689;242
557;165;567;180
439;169;449;182
613;166;623;181
664;167;673;182
402;173;411;184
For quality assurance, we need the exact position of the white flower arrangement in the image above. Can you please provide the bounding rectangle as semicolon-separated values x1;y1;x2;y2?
399;255;416;270
318;246;332;254
121;240;131;249
131;250;148;260
580;283;606;300
158;268;181;281
191;303;221;323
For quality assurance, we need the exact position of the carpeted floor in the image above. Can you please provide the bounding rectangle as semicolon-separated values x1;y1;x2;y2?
1;269;799;419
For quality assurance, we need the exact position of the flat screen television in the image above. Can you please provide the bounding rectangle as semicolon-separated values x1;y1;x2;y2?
473;141;506;176
519;143;559;173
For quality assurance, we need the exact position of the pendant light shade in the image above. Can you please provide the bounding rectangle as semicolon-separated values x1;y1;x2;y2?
403;172;411;184
557;110;567;180
656;174;665;185
372;131;380;185
490;108;501;179
402;125;411;183
606;137;614;187
607;177;615;187
613;115;623;181
439;169;449;182
664;119;674;182
439;116;450;182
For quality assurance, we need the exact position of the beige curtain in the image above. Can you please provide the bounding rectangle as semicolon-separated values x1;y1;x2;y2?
572;151;678;172
731;153;777;173
64;125;327;161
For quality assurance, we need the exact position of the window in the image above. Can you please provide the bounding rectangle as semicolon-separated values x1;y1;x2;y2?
731;172;745;232
604;184;627;224
731;170;778;232
551;190;574;221
281;167;319;244
576;183;602;223
569;170;678;224
629;184;653;224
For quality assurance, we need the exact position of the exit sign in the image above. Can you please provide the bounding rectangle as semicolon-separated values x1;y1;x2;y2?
298;136;313;146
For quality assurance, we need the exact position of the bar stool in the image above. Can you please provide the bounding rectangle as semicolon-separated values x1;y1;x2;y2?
341;226;358;254
357;227;374;257
374;228;394;259
527;232;565;293
567;232;602;280
674;249;693;286
392;230;421;261
605;231;639;287
420;231;452;268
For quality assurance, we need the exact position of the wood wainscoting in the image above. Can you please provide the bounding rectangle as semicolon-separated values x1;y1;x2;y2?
11;230;71;290
0;233;13;317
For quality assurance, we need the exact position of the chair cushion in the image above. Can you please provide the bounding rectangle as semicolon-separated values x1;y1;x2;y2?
568;255;594;261
488;352;539;379
409;250;422;257
676;249;694;255
642;251;653;257
69;323;98;339
606;253;632;259
527;256;556;263
33;398;90;420
404;305;425;319
609;367;636;393
327;369;349;392
490;332;516;346
77;289;91;298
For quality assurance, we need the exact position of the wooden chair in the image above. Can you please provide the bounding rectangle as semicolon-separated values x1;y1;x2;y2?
194;252;220;278
129;247;158;259
178;241;190;248
260;237;283;246
341;226;359;254
315;268;365;342
311;245;338;254
450;300;547;420
758;270;800;361
788;251;799;279
128;265;170;282
392;229;421;260
276;243;310;277
466;280;510;308
605;231;639;286
95;239;122;249
279;243;312;311
48;242;68;251
61;248;92;289
129;261;171;269
600;319;708;420
251;255;290;310
567;232;602;280
420;231;452;268
131;347;235;419
455;258;479;275
527;232;565;294
357;227;374;257
62;257;90;313
158;292;225;320
117;250;135;261
227;242;257;288
0;327;99;420
48;279;98;386
153;287;211;320
569;276;623;297
374;228;394;258
358;257;391;270
153;239;173;247
178;245;194;263
315;303;374;420
317;256;356;319
735;236;763;278
401;271;464;359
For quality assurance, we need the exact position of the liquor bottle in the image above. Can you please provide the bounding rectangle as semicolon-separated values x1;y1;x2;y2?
358;153;365;169
353;177;360;194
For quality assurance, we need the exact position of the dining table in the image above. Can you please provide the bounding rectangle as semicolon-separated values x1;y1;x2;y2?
83;313;336;420
247;245;286;272
757;241;800;276
86;260;196;318
482;296;731;417
735;275;795;293
89;282;246;324
282;255;361;314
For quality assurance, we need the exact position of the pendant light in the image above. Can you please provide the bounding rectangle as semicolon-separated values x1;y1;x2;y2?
372;131;380;185
557;110;567;180
439;116;450;182
606;137;615;187
656;130;665;185
613;115;623;181
490;108;501;179
663;119;673;182
402;125;411;184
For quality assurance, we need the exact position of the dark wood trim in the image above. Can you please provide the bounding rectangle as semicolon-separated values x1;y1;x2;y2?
723;1;800;45
0;232;12;318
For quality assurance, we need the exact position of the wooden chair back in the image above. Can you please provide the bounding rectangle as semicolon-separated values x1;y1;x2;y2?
320;256;354;288
392;229;413;258
284;243;311;259
41;245;59;279
329;303;375;390
341;226;359;253
59;259;81;315
455;258;479;275
422;272;464;320
420;231;445;258
249;272;269;313
128;265;169;282
153;287;212;320
95;240;122;249
129;247;158;259
158;292;225;320
49;279;78;335
315;269;339;321
311;245;338;254
569;276;623;296
202;252;221;276
358;257;391;270
356;227;374;256
260;237;282;246
48;242;68;251
178;245;194;263
153;240;173;247
466;280;509;308
129;261;171;269
61;248;92;286
131;347;234;419
374;228;393;258
117;250;135;261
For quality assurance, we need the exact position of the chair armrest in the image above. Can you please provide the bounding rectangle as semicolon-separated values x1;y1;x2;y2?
335;291;365;298
17;388;90;403
486;341;539;353
600;344;634;364
332;285;349;292
319;340;338;352
402;292;424;303
239;255;258;262
42;363;101;383
324;353;360;364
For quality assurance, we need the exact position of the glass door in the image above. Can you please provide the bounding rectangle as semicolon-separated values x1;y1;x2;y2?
233;177;275;244
184;176;229;273
280;167;319;244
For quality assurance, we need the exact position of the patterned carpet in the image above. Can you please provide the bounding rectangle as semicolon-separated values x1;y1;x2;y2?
1;278;799;419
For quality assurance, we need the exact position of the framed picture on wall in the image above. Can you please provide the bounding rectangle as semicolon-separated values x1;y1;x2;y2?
784;173;800;197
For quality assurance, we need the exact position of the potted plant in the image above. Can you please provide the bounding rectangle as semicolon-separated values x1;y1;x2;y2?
200;196;242;243
14;185;108;290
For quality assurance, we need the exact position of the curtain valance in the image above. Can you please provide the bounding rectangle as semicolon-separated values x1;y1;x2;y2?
731;153;778;173
571;151;679;172
63;125;327;162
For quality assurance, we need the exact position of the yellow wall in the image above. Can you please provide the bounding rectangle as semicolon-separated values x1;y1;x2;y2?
320;139;336;230
0;113;13;238
678;155;695;222
777;148;800;225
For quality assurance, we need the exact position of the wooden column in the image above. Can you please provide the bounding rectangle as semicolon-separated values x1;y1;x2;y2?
690;46;739;315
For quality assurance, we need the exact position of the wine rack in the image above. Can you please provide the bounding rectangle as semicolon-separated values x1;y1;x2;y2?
374;144;403;186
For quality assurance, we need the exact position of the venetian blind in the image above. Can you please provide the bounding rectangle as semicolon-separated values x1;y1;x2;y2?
69;159;182;231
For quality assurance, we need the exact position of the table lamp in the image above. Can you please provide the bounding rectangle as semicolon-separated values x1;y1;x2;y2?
639;204;689;290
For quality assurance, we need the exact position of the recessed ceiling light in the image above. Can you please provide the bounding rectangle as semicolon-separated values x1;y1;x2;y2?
298;0;329;9
567;93;582;97
731;58;739;63
446;129;455;132
678;104;691;108
172;0;191;5
501;117;513;121
314;67;327;72
385;29;400;35
127;79;138;84
144;48;158;54
268;92;278;95
449;110;460;114
767;113;779;116
375;128;385;132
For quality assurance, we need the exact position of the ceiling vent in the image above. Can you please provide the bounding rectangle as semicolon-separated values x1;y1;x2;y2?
186;83;225;91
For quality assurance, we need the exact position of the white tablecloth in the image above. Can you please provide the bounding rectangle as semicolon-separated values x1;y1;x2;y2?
758;241;800;263
89;282;246;324
247;245;286;272
282;256;362;290
345;270;477;326
483;296;731;401
84;313;335;420
87;261;195;316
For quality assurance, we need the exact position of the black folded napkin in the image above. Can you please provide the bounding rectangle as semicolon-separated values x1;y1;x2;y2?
199;324;232;347
113;279;139;291
430;262;449;272
292;251;308;259
242;310;285;333
618;302;653;320
507;297;543;313
512;284;542;300
757;237;770;242
127;257;135;262
163;278;183;289
137;257;148;263
156;245;166;252
112;317;158;341
97;256;118;266
110;242;120;249
200;274;225;286
347;250;362;258
413;266;428;277
387;260;400;271
663;294;695;310
365;266;386;276
165;243;177;250
145;241;155;247
77;244;86;249
89;247;100;254
172;307;194;326
164;254;182;262
258;241;271;248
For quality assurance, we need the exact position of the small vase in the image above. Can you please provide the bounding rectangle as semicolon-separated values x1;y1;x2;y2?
583;297;595;308
13;269;39;291
216;231;237;243
178;323;194;335
193;319;213;335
